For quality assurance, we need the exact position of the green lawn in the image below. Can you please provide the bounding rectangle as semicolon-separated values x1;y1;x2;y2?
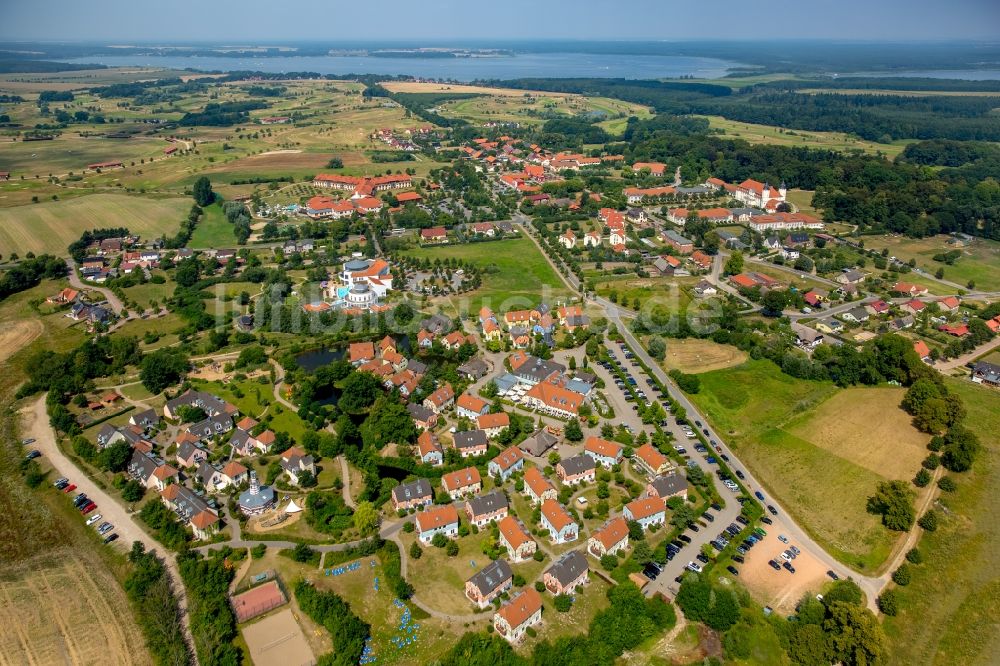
401;236;572;315
882;379;1000;665
864;234;1000;292
688;360;900;572
188;201;236;249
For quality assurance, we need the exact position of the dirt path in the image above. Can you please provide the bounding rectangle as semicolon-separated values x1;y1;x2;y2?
21;395;198;665
339;456;357;509
0;319;43;363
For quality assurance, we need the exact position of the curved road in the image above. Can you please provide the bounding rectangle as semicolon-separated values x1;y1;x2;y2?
66;258;125;315
22;395;199;663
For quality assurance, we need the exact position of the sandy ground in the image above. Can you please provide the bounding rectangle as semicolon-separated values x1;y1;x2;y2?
381;81;572;97
242;608;315;666
0;319;43;363
247;510;303;534
259;149;303;155
662;339;747;374
738;516;830;613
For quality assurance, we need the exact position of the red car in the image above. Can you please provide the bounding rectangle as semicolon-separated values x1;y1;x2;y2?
63;483;77;493
81;502;97;515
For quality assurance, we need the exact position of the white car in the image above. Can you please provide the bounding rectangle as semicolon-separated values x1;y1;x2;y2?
780;552;792;562
687;561;703;573
85;513;102;526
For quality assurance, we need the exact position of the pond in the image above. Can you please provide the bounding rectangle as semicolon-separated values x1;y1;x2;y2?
295;334;412;373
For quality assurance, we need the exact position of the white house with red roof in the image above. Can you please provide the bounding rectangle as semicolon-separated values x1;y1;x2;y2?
734;179;786;209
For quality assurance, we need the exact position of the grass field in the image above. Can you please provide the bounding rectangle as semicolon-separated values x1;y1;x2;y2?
786;189;820;216
593;276;696;314
864;234;1000;292
689;360;921;572
701;115;909;158
188;201;236;248
401;237;572;314
661;338;748;374
0;194;189;256
883;379;1000;665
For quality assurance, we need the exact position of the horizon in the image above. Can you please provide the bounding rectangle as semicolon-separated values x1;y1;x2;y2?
3;0;1000;42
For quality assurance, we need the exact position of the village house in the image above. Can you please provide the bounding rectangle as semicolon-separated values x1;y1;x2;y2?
523;467;558;505
195;461;226;493
392;478;434;511
521;428;558;458
416;430;444;466
453;429;489;458
456;393;490;420
523;379;585;418
175;440;208;469
488;446;525;481
160;484;220;540
407;403;439;431
645;471;688;501
587;517;630;558
914;340;932;362
279;447;316;486
901;300;927;315
129;408;160;429
661;229;694;255
477;411;511;438
221;460;249;488
559;230;577;249
540;499;578;544
583;436;624;469
441;466;482;500
842;306;871;323
623;496;667;530
544;550;589;596
633;444;671;477
837;269;867;285
164;390;238;421
498;515;537;562
892;282;929;298
416;504;460;543
971;361;1000;389
494;589;543;644
424;383;456;414
466;559;513;610
457;358;490;381
693;279;718;297
128;450;178;492
556;454;597;486
465;490;509;528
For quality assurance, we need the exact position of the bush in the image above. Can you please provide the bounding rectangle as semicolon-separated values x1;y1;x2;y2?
402;521;415;533
534;581;545;592
446;540;459;557
922;453;940;470
918;510;939;532
409;542;423;560
892;564;912;586
937;476;957;492
251;543;267;559
913;468;931;487
905;548;923;564
553;594;573;612
877;589;899;616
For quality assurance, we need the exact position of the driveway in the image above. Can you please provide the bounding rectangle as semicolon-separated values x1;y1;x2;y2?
66;258;125;315
22;395;198;660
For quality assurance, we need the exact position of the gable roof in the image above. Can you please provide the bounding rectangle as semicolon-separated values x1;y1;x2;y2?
541;499;574;532
477;412;510;430
467;559;512;595
558;453;596;477
416;504;459;532
442;466;481;490
584;436;622;459
491;446;524;472
591;517;629;551
392;478;433;504
453;429;489;451
625;496;665;520
456;393;488;414
496;588;542;629
545;550;588;586
466;490;508;518
635;444;668;471
498;515;533;550
648;472;687;498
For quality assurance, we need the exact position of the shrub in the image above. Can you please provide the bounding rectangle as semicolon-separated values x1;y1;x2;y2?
913;468;931;487
918;510;938;532
877;590;899;616
905;548;923;564
446;540;459;557
937;476;957;492
250;544;267;559
534;581;545;592
922;454;940;470
892;564;911;586
554;594;573;612
402;521;415;533
409;542;423;560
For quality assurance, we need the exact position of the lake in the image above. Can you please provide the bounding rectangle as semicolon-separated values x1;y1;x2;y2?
57;52;742;81
840;69;1000;81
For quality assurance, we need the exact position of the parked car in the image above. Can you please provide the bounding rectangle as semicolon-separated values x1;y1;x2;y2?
826;570;840;581
98;523;114;535
767;504;778;516
678;534;691;544
778;534;789;544
686;562;703;573
85;514;102;526
736;515;749;525
710;503;722;511
81;503;97;515
54;480;69;490
62;484;77;493
733;555;745;564
769;560;782;571
726;566;740;576
790;546;801;556
24;450;41;460
754;491;765;501
783;562;796;574
53;477;68;486
702;512;715;522
22;438;36;445
103;533;119;544
696;553;710;564
735;470;745;480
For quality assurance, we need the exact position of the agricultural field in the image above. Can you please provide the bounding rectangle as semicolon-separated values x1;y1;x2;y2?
689;360;929;572
700;115;909;158
660;338;748;374
0;194;190;257
400;236;573;314
864;234;1000;292
883;379;1000;665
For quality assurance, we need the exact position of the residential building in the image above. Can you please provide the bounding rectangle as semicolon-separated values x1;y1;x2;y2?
544;550;589;596
441;466;482;499
160;484;220;540
407;403;439;431
645;471;688;501
556;454;596;486
453;429;489;458
416;504;460;543
523;467;557;505
540;499;578;544
494;589;543;643
392;478;433;511
465;491;509;528
634;444;671;477
466;559;513;609
498;515;537;562
587;517;630;558
661;229;694;255
478;412;511;438
424;383;456;413
279;446;316;486
521;429;558;458
456;393;489;420
971;361;1000;388
523;379;585;418
416;430;444;466
488;447;525;481
583;436;623;468
623;496;667;530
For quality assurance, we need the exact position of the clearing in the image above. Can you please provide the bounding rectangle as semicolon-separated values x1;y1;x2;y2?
0;194;190;257
401;236;573;315
689;360;925;572
661;338;747;374
700;115;908;158
882;379;1000;665
736;522;831;614
864;234;1000;292
0;320;44;364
